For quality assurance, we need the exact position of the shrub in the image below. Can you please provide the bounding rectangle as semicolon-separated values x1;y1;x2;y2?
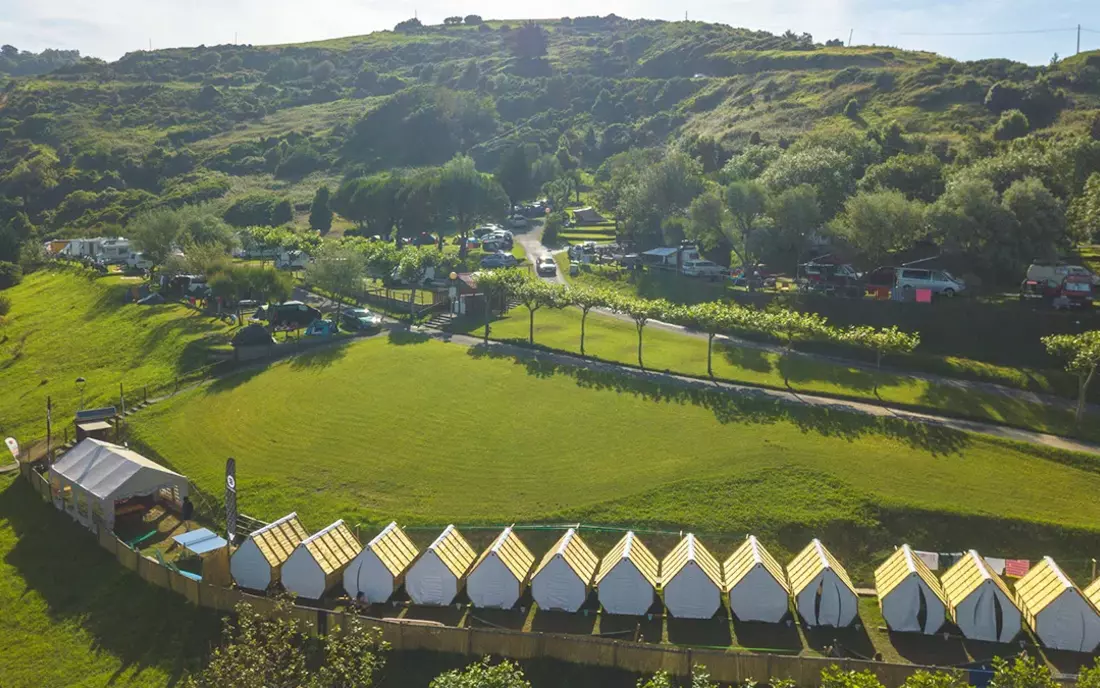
542;212;564;245
993;109;1030;140
0;261;21;289
844;98;861;118
0;293;10;318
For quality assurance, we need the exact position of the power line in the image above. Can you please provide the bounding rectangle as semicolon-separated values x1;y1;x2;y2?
897;27;1081;37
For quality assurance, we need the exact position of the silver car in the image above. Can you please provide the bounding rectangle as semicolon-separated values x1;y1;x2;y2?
896;268;965;296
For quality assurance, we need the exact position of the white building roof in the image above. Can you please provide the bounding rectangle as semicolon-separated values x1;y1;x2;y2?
51;438;186;501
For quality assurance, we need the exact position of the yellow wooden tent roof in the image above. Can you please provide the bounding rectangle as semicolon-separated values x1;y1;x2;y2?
1084;576;1100;612
595;531;660;588
365;522;419;577
1015;557;1082;624
472;527;536;582
940;550;1016;615
874;545;947;604
300;519;362;575
533;528;599;584
426;525;477;579
661;534;722;587
250;512;310;568
786;539;856;597
723;535;789;593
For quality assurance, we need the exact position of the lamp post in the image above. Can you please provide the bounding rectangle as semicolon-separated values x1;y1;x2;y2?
75;377;86;411
449;271;459;316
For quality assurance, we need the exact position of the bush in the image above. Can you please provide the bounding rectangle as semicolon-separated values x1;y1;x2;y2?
542;212;565;245
0;294;10;318
993;109;1030;140
0;261;21;289
844;98;861;118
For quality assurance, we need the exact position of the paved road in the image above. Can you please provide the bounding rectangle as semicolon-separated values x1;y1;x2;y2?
421;329;1100;456
512;220;567;285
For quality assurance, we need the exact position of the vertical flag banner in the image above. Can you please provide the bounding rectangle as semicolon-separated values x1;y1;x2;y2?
225;457;237;545
4;437;18;460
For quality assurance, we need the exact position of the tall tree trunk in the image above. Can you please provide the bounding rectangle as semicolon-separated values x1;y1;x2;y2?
707;333;714;377
636;323;645;369
484;294;491;344
1077;368;1096;425
528;308;535;345
408;286;416;324
580;310;588;357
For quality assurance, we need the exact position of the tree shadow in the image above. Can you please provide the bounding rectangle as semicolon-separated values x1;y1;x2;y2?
287;341;350;371
466;345;971;457
204;365;269;395
889;630;970;666
0;478;220;685
777;354;885;396
388;329;432;346
718;341;774;374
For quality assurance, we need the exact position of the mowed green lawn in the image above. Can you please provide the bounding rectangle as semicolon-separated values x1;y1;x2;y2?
131;334;1100;583
463;306;1100;443
0;473;218;688
0;269;229;443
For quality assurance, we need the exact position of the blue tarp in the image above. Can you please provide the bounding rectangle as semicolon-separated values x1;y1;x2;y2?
173;528;228;555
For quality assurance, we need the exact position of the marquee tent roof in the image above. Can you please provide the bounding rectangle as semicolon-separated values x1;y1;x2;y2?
251;513;310;568
942;550;1016;609
472;527;536;583
51;438;185;501
364;522;419;578
662;534;722;587
426;525;478;578
876;545;946;602
299;520;361;575
533;529;599;584
940;550;1021;643
723;535;788;593
596;532;660;588
787;539;856;598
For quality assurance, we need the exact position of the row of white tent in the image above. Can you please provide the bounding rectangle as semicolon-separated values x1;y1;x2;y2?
229;517;1100;652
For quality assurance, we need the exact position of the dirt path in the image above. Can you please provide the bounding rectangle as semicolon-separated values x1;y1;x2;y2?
423;329;1100;456
512;220;567;285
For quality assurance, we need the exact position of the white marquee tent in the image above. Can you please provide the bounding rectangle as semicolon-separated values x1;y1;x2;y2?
874;545;947;634
595;531;660;616
405;525;477;606
940;550;1021;643
466;527;536;609
231;512;310;591
723;535;791;623
282;520;362;600
49;438;189;532
1015;557;1100;652
661;534;723;620
531;529;600;613
344;522;420;603
787;539;859;628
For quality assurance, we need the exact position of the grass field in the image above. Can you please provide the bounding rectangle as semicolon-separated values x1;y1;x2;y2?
452;305;1100;443
130;333;1100;585
0;472;219;688
0;269;229;444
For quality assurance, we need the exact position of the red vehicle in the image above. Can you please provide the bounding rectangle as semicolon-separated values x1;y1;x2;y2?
1022;273;1094;308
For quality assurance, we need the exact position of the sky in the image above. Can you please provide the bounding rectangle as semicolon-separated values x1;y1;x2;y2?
2;0;1099;65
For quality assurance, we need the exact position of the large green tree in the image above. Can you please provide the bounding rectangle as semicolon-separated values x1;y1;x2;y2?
438;155;508;256
309;185;333;233
830;190;927;266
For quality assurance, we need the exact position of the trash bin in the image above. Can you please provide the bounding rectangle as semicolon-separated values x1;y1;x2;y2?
569;263;579;277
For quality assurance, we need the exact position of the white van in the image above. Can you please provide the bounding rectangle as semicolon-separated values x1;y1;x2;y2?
681;259;726;279
125;252;153;270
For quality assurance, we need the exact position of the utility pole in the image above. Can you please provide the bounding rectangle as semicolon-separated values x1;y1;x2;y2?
1077;24;1081;55
848;29;854;47
45;396;52;464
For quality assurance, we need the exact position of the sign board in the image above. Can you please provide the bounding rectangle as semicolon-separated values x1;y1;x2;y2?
225;457;237;546
4;437;18;460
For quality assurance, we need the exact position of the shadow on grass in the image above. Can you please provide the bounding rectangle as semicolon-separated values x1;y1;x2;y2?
803;623;877;661
777;353;887;396
466;345;971;457
0;478;220;686
204;365;268;395
889;630;969;666
731;617;803;654
667;614;733;648
389;329;432;346
288;341;350;371
718;341;774;374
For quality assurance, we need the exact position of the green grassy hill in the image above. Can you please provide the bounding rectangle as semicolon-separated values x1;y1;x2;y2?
0;268;228;444
129;333;1100;584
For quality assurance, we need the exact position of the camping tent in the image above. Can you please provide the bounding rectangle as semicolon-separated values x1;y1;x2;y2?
572;207;608;225
531;529;600;613
282;520;362;600
723;535;791;623
661;534;723;620
595;532;660;616
466;527;536;609
49;438;189;532
231;512;310;591
344;521;420;603
1015;557;1100;652
405;525;477;606
940;550;1021;643
787;539;859;628
874;545;948;634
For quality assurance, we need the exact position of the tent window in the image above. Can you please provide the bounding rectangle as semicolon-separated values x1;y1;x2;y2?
993;592;1004;640
813;580;824;624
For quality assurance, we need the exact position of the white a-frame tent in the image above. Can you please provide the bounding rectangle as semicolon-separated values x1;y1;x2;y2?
344;522;419;603
466;527;536;609
787;539;859;628
723;535;791;623
531;528;599;612
405;525;477;606
1015;557;1100;652
231;512;310;591
661;534;723;620
874;545;947;634
595;531;660;616
940;550;1021;643
282;520;362;600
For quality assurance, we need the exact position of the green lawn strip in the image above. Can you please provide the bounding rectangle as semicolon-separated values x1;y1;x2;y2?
128;335;1100;588
453;305;1100;442
0;269;230;443
0;473;219;688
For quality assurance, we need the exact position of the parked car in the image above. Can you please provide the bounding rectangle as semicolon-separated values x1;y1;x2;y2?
536;256;557;276
341;308;384;331
472;224;503;239
480;252;519;269
681;259;726;279
1053;275;1095;309
1026;261;1100;286
509;215;529;229
895;268;965;296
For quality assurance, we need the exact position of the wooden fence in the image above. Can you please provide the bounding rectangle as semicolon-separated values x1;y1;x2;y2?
14;463;1054;687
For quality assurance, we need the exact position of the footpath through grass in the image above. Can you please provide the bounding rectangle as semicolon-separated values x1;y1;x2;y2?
0;269;229;444
0;472;219;688
455;305;1100;443
130;334;1100;584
